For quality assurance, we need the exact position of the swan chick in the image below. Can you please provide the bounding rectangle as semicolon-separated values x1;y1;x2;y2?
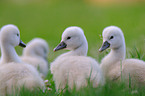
0;24;45;95
21;38;49;77
51;26;104;91
99;26;145;87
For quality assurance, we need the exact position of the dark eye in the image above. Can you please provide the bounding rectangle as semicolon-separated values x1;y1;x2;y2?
67;37;71;40
110;36;114;39
17;34;19;36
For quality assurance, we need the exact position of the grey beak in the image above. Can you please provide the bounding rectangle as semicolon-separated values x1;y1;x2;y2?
19;40;26;48
99;41;110;52
54;41;67;52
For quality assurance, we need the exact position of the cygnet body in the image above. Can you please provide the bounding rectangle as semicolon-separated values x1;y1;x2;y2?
0;24;44;96
99;26;145;87
51;26;104;91
21;38;49;78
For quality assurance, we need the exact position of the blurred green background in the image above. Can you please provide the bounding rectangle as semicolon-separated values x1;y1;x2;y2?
0;0;145;62
0;0;145;95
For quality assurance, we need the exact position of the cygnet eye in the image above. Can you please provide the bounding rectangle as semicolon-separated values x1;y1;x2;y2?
67;37;71;40
110;36;114;40
17;33;19;37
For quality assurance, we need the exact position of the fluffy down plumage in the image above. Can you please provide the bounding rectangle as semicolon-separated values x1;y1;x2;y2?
0;62;45;95
51;55;104;91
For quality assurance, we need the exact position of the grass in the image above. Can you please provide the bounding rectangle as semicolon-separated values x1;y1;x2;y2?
0;0;145;95
10;74;145;96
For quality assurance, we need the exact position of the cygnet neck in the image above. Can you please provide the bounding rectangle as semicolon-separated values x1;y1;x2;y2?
0;43;21;64
101;41;126;79
110;44;126;62
67;39;88;56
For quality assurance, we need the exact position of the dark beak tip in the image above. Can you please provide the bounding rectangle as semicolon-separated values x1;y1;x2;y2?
23;45;26;48
24;45;26;47
19;44;26;48
19;40;26;48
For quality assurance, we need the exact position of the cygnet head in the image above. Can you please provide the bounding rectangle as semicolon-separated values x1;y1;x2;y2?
23;38;49;60
54;26;88;54
0;24;26;48
99;26;125;52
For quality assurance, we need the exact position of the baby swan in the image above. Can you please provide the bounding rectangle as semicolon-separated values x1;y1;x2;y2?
99;26;145;87
51;26;104;91
0;24;44;96
21;38;49;78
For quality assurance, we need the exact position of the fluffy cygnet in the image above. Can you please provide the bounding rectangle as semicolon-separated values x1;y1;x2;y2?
21;38;49;77
51;26;104;91
99;26;145;87
0;24;44;96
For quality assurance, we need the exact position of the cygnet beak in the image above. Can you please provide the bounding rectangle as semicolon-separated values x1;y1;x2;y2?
54;41;67;52
19;40;26;48
99;41;110;52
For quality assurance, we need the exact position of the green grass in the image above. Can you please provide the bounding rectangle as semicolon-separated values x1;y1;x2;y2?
0;0;145;95
10;73;145;96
